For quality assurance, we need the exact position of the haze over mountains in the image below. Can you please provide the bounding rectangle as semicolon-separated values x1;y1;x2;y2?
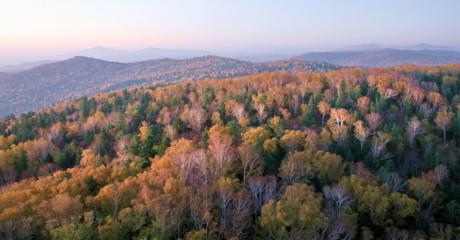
2;43;460;72
1;43;460;117
295;49;460;67
343;43;460;52
0;56;339;117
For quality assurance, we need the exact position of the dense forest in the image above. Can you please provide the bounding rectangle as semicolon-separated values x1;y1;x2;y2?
0;56;339;117
1;64;460;239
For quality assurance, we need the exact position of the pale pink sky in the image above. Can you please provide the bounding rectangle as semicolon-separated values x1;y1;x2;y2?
1;0;460;54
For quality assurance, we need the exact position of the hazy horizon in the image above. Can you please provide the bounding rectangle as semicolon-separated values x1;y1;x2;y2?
1;0;460;56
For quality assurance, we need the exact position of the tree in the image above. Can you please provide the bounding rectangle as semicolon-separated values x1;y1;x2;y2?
132;179;189;239
365;112;382;134
328;108;351;127
186;108;208;133
207;132;235;181
242;127;271;147
317;101;331;125
388;192;418;226
328;108;351;144
326;70;345;98
279;151;314;183
356;96;370;115
434;108;454;143
280;130;306;152
36;193;84;230
253;102;268;125
215;177;253;238
427;91;443;109
353;120;370;149
247;176;277;213
230;102;248;121
358;186;390;226
238;144;263;184
406;117;424;145
382;172;407;193
307;80;323;98
312;151;345;184
50;212;96;240
258;183;326;240
408;172;439;208
138;121;150;141
370;131;392;163
91;179;138;217
324;185;353;216
80;149;102;167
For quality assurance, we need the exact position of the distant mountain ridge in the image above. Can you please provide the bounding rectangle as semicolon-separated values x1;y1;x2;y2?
0;56;340;117
0;60;58;73
0;47;214;67
343;43;460;52
65;46;214;62
2;43;459;68
294;49;460;67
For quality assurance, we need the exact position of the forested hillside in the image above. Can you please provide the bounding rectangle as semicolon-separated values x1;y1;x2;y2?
0;56;339;117
1;65;460;239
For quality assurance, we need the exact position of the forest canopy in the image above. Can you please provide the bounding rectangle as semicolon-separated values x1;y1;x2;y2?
1;64;460;239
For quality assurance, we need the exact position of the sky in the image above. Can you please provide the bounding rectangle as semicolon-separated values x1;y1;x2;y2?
1;0;460;54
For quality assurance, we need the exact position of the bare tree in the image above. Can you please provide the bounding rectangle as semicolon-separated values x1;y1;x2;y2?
324;185;353;216
238;144;262;184
253;102;267;125
383;172;407;193
186;108;208;133
406;117;424;145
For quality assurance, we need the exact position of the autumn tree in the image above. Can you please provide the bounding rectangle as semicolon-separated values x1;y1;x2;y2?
427;91;443;110
252;101;268;125
317;101;331;125
186;107;208;133
242;127;271;147
238;144;263;184
327;108;351;144
132;178;189;239
365;112;383;134
353;120;370;149
356;96;370;115
35;193;84;230
90;178;138;217
358;185;390;225
312;151;346;184
370;131;392;163
207;132;235;181
279;151;314;183
406;117;424;145
258;183;326;240
80;149;102;167
279;130;306;152
326;70;345;98
307;80;323;98
434;108;454;143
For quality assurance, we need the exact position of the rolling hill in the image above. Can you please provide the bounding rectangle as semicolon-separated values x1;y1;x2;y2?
0;56;340;117
294;49;460;67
